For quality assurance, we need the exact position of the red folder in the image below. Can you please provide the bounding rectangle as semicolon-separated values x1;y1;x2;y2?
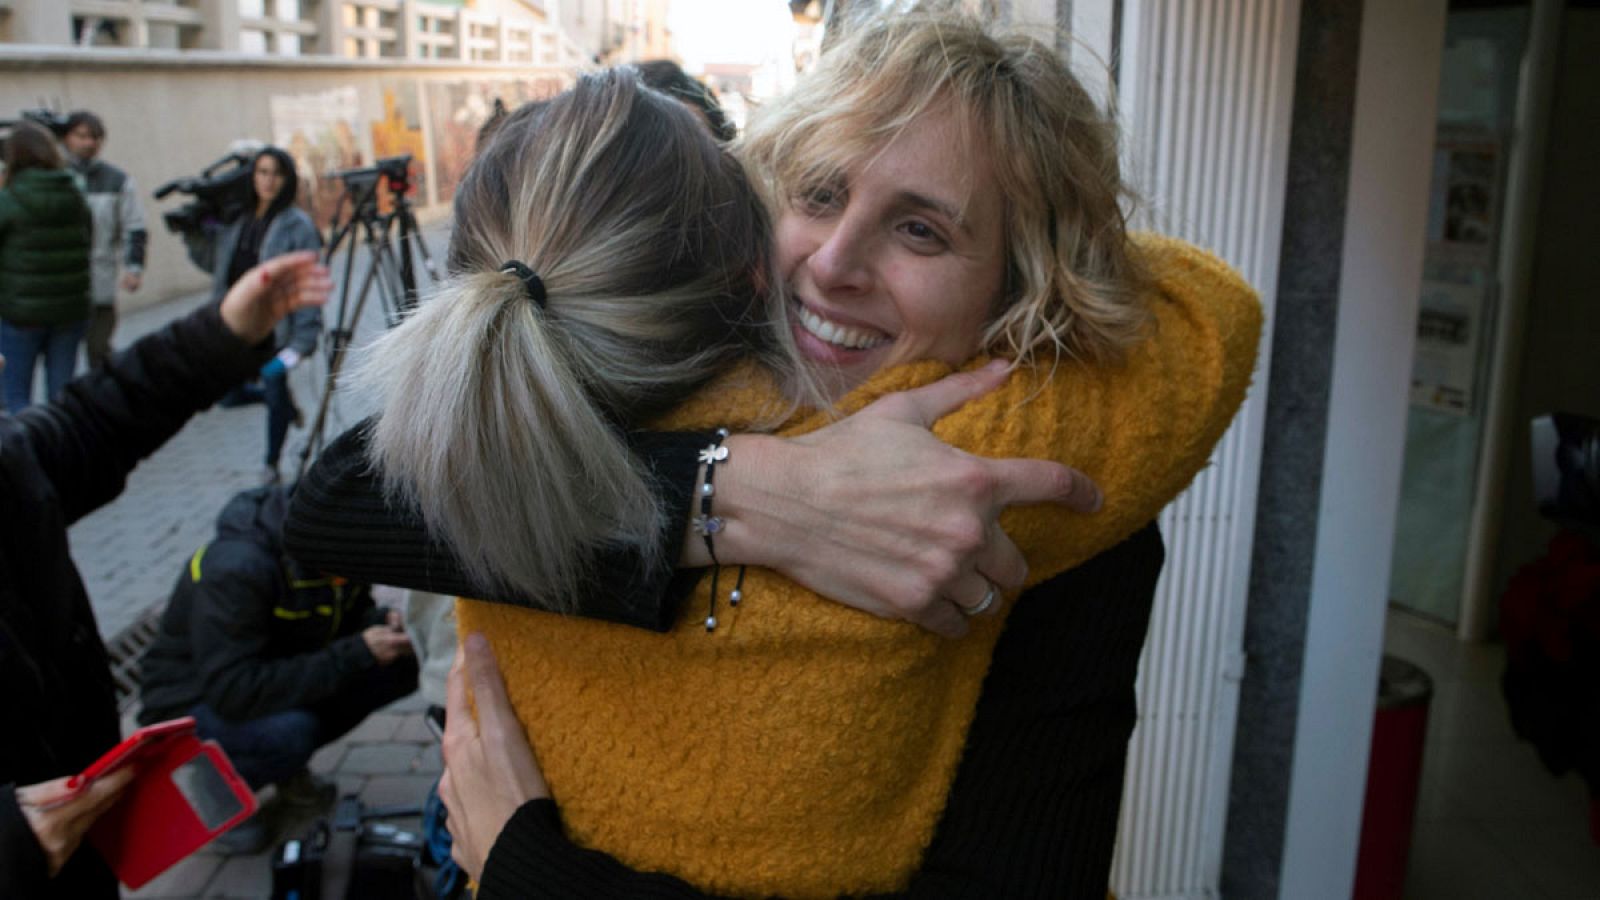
71;717;257;889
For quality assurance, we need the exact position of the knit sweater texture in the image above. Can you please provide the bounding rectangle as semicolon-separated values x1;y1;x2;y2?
478;522;1164;899
455;235;1262;897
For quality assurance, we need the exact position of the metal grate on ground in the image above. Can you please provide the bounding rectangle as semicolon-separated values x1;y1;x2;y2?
105;603;165;712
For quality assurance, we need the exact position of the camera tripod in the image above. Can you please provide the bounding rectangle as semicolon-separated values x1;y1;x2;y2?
295;155;438;481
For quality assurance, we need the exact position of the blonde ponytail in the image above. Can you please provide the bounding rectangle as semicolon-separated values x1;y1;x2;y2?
351;70;799;611
355;270;662;611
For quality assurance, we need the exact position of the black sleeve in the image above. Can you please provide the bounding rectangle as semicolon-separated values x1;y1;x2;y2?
284;422;712;633
477;800;715;899
0;786;49;899
190;544;378;721
126;228;148;269
18;304;270;526
885;522;1164;899
472;524;1166;900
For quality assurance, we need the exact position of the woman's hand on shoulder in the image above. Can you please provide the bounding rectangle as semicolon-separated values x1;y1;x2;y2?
712;362;1102;638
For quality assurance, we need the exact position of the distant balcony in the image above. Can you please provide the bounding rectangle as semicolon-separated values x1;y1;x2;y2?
2;0;589;68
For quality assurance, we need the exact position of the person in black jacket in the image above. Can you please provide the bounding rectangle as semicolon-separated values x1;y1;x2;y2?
139;484;417;799
0;251;330;899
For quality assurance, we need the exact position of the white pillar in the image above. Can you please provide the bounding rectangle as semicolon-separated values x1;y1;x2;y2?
9;0;73;44
315;0;346;56
199;0;242;51
1277;0;1447;895
394;0;419;60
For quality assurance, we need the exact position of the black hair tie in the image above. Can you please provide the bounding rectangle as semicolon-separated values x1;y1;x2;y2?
500;260;547;309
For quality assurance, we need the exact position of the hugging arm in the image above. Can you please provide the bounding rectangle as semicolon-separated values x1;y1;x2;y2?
283;404;1100;636
284;425;712;632
705;238;1263;628
288;241;1258;637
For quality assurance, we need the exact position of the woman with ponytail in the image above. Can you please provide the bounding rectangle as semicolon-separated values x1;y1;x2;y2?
351;73;805;614
292;14;1262;895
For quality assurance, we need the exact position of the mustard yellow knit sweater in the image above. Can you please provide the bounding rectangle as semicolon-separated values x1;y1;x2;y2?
457;235;1262;897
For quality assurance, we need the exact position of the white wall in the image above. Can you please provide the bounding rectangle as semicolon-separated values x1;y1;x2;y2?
0;49;571;310
1277;0;1446;894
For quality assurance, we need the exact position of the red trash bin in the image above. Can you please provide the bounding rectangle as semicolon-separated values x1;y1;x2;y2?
1353;655;1433;900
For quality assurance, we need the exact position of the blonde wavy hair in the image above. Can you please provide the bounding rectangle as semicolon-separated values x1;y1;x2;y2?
740;8;1149;367
352;71;805;612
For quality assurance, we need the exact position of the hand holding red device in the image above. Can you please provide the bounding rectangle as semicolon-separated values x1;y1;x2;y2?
67;717;257;889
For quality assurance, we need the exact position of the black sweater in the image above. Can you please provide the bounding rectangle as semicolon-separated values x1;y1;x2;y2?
0;305;269;899
285;424;709;632
285;431;1164;898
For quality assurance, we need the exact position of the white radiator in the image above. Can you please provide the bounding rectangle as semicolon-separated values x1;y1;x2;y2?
1092;1;1301;896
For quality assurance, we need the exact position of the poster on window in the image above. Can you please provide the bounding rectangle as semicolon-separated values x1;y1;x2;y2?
1410;278;1488;415
269;86;368;229
1425;139;1500;262
423;75;569;206
371;81;429;211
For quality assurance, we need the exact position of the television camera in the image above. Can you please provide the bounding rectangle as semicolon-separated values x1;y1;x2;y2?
151;152;256;237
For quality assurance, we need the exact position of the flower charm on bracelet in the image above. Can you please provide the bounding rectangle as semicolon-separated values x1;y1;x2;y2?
698;444;730;465
692;514;724;536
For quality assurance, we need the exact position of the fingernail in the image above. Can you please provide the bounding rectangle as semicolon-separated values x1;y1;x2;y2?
466;632;489;652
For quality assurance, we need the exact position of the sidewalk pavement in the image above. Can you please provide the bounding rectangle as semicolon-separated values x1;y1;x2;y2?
64;225;451;898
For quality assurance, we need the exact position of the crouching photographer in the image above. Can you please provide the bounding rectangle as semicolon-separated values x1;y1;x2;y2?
139;484;417;854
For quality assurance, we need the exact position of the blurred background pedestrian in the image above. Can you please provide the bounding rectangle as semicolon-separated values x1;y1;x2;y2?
61;110;147;370
0;120;91;411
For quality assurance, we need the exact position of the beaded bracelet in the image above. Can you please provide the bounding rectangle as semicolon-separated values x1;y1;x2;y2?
693;428;746;632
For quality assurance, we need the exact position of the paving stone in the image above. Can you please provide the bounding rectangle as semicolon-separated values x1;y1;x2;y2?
360;773;437;809
308;740;348;775
203;852;274;898
124;849;223;898
416;743;443;774
382;690;430;714
392;711;436;744
340;742;428;775
342;711;406;744
337;773;368;797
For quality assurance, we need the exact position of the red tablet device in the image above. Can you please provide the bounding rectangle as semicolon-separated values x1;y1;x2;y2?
73;717;257;889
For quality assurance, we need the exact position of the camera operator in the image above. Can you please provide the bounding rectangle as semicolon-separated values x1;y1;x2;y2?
62;112;147;370
1;252;330;899
212;147;322;483
138;483;417;853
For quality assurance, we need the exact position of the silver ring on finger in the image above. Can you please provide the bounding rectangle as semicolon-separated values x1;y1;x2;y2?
960;581;999;617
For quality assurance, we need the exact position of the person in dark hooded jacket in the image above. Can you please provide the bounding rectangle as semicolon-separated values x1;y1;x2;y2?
0;121;92;412
139;483;417;802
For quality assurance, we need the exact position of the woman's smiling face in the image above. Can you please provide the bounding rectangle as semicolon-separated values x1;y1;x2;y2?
775;105;1008;398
